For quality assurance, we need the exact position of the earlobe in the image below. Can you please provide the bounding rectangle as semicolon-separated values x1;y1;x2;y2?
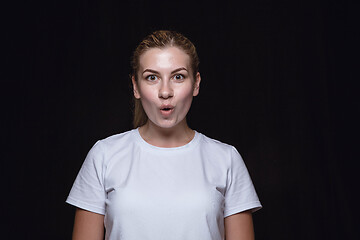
193;72;201;96
132;76;141;99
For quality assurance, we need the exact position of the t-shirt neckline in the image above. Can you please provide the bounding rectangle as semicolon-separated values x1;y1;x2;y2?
134;127;200;151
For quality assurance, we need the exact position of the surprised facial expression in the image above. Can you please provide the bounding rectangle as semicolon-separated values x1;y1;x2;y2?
132;46;200;129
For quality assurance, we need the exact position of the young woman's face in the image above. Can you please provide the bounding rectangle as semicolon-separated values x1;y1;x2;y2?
132;46;200;129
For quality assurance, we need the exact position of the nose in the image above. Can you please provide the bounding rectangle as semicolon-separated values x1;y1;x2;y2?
158;80;174;99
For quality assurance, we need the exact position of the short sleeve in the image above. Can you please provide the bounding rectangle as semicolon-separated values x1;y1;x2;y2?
224;147;262;218
66;141;106;215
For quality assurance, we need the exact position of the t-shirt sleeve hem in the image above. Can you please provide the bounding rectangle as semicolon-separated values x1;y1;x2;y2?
66;196;105;215
224;201;262;218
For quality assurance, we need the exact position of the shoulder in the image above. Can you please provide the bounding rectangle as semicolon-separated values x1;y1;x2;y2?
87;129;137;160
198;132;240;158
98;129;136;147
199;133;236;151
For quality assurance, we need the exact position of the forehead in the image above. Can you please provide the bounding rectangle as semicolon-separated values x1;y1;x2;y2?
139;47;190;70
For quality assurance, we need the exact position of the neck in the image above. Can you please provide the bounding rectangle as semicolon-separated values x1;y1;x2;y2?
138;119;195;148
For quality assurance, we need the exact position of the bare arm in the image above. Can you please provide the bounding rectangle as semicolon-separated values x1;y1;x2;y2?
72;208;105;240
224;210;255;240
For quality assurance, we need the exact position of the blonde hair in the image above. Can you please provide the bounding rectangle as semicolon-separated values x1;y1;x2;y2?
130;30;200;128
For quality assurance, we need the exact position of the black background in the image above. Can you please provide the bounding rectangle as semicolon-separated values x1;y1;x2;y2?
4;0;359;239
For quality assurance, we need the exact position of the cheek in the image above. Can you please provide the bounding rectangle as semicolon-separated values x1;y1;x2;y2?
176;85;195;107
136;88;157;120
138;86;156;104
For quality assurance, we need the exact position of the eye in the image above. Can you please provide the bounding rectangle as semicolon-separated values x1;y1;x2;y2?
145;75;158;81
173;74;185;81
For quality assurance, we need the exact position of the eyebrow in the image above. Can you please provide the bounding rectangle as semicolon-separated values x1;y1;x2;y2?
142;67;188;75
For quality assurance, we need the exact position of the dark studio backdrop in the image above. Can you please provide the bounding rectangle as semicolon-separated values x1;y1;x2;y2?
3;0;359;239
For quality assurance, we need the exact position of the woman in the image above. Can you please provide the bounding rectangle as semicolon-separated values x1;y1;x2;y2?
66;30;262;240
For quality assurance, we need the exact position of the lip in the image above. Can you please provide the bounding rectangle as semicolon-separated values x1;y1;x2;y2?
159;104;174;117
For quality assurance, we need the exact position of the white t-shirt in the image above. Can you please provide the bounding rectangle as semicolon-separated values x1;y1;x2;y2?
66;129;261;240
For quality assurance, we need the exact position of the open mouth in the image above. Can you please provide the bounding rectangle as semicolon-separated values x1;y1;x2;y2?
160;105;174;116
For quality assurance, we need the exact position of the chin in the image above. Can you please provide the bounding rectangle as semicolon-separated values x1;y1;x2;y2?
155;121;178;129
151;117;184;129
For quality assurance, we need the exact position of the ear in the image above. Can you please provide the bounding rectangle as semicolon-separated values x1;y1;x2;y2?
193;72;201;96
132;76;141;99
